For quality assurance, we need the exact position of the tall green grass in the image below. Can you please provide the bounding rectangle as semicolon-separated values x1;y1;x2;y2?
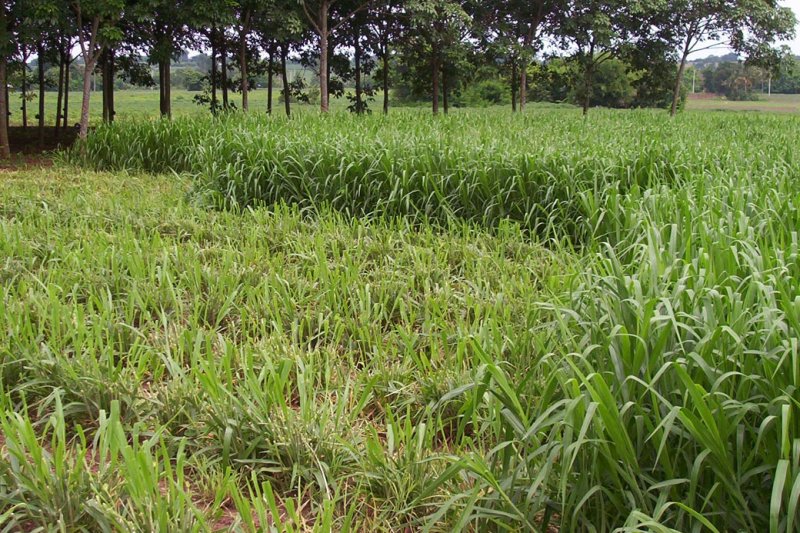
5;108;800;530
73;109;799;244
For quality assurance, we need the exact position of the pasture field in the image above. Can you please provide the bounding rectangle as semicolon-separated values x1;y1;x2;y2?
686;92;800;113
2;108;800;531
8;88;369;127
7;88;799;130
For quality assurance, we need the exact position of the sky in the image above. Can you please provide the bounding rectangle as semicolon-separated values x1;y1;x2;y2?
696;0;800;57
775;0;800;54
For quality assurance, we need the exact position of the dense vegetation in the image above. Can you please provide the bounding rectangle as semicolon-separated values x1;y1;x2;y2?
1;108;798;531
2;0;797;157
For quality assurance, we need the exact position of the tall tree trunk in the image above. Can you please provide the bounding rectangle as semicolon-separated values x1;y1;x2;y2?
442;67;449;114
582;42;595;117
21;58;28;128
158;60;164;115
582;63;592;117
211;35;218;114
354;28;363;114
670;37;693;117
239;11;251;112
37;42;46;147
267;48;274;114
63;61;70;132
159;57;172;118
520;29;534;112
165;61;170;117
318;1;330;113
281;45;291;117
109;52;115;122
102;49;114;123
221;37;229;110
79;57;96;139
0;57;9;159
511;60;518;113
432;53;440;115
56;43;65;132
382;36;389;114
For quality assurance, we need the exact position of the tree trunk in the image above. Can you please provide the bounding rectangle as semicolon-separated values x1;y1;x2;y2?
79;58;96;139
670;57;688;117
102;49;115;124
442;67;449;114
240;12;251;112
267;49;274;114
211;35;218;113
582;42;595;117
520;30;533;112
56;44;65;132
21;57;28;128
281;46;291;117
159;57;172;118
511;60;518;113
221;38;229;110
63;61;70;132
432;53;440;115
319;0;330;113
382;36;389;114
354;28;363;114
38;43;46;146
670;38;692;117
0;57;9;159
165;62;170;117
158;60;164;115
582;64;592;117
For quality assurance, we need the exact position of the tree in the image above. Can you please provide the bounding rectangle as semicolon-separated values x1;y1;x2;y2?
368;0;402;113
501;0;559;111
556;0;631;116
235;0;263;111
297;0;372;112
190;0;237;114
772;54;800;94
72;0;124;139
253;0;305;116
0;1;13;158
658;0;796;115
134;0;191;118
403;0;471;114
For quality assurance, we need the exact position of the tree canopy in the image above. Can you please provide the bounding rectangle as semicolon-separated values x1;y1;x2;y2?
1;0;797;155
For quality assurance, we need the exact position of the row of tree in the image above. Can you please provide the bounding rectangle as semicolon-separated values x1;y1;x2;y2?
1;0;796;158
697;55;800;97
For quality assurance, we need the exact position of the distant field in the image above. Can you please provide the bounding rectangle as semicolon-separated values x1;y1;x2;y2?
7;88;325;127
7;89;799;129
685;92;800;113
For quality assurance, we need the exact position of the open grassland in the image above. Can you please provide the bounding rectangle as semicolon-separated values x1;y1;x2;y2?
7;88;798;130
686;92;800;113
8;88;371;127
2;109;800;531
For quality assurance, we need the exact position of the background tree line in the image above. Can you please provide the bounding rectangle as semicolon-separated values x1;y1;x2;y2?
1;0;796;158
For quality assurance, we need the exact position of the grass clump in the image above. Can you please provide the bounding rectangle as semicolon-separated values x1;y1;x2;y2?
74;109;799;244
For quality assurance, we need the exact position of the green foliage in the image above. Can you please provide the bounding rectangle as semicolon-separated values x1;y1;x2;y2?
7;107;800;530
461;79;509;107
